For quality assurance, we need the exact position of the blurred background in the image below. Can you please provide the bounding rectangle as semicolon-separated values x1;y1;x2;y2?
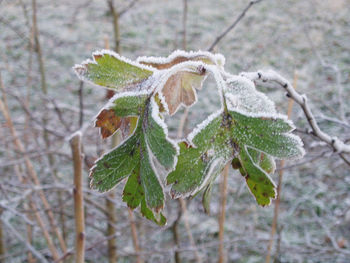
1;0;350;262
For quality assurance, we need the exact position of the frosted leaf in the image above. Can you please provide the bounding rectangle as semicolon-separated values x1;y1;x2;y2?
74;49;154;92
237;146;276;206
94;91;148;139
158;66;207;115
90;97;178;224
247;148;276;174
138;50;224;115
137;49;225;69
167;112;235;198
224;76;276;115
123;167;166;225
229;110;304;160
167;106;304;205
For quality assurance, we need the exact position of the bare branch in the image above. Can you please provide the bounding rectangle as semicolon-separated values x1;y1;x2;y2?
1;219;49;263
240;70;350;158
69;132;85;263
118;0;140;17
208;0;263;51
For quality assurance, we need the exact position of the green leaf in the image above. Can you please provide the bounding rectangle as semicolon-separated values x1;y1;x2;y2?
247;148;276;175
238;147;276;206
123;168;166;226
167;112;234;198
143;102;178;169
123;168;143;209
109;92;149;117
167;108;303;206
91;95;178;224
90;133;140;191
229;111;302;159
74;50;154;91
140;198;166;226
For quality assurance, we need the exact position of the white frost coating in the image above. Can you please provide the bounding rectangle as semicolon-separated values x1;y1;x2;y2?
67;130;82;142
155;87;170;114
187;110;223;146
190;157;226;197
227;75;256;90
240;70;350;154
92;90;149;135
227;104;292;124
207;64;227;93
73;49;156;91
243;146;277;205
246;132;305;160
149;97;180;170
136;49;225;68
94;49;156;71
225;75;277;115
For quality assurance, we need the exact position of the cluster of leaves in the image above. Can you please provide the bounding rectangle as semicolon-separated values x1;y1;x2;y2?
74;50;304;225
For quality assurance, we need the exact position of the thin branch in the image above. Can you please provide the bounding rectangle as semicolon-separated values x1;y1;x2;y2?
127;209;143;263
0;72;61;261
266;71;297;263
1;219;49;263
107;0;121;53
218;164;229;263
0;16;28;40
78;81;84;128
240;70;350;157
208;0;263;51
118;0;140;17
182;0;188;50
303;23;345;120
0;209;5;262
70;132;85;263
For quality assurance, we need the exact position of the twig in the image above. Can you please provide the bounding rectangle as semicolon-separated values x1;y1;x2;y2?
265;71;297;263
208;0;263;51
107;0;121;53
104;37;119;263
31;6;67;250
78;81;84;128
180;198;201;262
70;132;85;263
303;23;345;120
106;184;118;263
182;0;188;50
0;209;5;263
240;70;350;158
0;16;28;40
127;209;143;263
171;200;182;263
1;219;49;263
171;16;202;256
7;90;65;138
0;72;61;260
118;0;140;17
276;150;329;172
50;98;71;132
218;164;229;263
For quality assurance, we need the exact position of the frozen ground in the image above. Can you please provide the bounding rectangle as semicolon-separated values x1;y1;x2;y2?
1;0;350;262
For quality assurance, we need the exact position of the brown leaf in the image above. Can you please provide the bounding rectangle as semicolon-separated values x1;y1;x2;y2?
161;71;206;115
95;109;136;139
